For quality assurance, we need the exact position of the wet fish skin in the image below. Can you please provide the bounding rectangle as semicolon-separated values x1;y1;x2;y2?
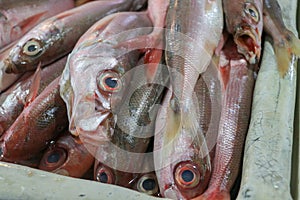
39;132;94;178
263;0;300;76
60;11;153;135
194;38;256;200
154;87;211;200
0;76;68;161
0;0;75;49
166;0;223;106
223;0;263;64
0;57;67;136
4;0;146;74
196;62;222;162
64;12;158;190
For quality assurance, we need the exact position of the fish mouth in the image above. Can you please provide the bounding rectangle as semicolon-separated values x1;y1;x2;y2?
234;27;261;64
4;59;18;74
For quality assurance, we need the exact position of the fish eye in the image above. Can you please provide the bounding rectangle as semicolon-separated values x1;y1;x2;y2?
174;162;200;189
244;3;260;23
95;166;114;184
136;174;159;195
22;39;43;57
39;147;67;171
96;70;122;93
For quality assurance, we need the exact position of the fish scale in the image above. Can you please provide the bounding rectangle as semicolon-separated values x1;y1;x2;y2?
0;56;67;136
194;39;256;200
0;0;74;49
4;0;147;74
0;76;68;162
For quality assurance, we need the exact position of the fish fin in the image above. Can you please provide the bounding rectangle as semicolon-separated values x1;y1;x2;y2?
274;44;292;77
25;63;41;107
164;98;181;145
14;12;47;32
274;30;300;77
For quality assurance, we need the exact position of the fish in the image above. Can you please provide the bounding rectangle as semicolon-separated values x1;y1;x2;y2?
0;76;68;161
153;2;223;198
194;38;257;200
39;132;94;178
0;56;67;136
61;12;156;188
60;11;153;136
263;0;300;76
0;0;75;49
223;0;263;64
4;0;147;74
165;0;223;108
163;0;223;159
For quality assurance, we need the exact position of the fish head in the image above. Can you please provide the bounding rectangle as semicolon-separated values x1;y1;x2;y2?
94;160;138;188
65;41;139;140
39;132;94;177
134;172;160;196
225;1;263;63
4;23;60;73
154;90;211;199
156;130;211;200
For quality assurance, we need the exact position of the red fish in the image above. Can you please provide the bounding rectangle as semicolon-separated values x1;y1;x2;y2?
59;13;154;190
223;0;263;64
0;76;68;161
194;37;257;200
0;0;75;49
39;132;94;178
4;0;147;74
0;56;67;136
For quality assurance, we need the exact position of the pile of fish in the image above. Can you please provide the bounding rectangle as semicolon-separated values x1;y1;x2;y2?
0;0;299;199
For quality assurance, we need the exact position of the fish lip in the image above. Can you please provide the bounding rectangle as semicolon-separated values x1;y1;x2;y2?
3;58;17;74
234;26;261;64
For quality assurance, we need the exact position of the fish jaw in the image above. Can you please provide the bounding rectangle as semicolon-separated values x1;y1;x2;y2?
223;0;263;64
234;24;261;64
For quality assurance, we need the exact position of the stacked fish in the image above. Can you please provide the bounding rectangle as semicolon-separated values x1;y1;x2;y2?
0;0;299;199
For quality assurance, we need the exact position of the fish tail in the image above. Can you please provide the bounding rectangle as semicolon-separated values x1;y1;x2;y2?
274;44;292;77
274;30;300;77
289;31;300;56
164;103;181;144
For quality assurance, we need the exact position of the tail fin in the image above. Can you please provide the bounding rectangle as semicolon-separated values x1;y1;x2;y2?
274;30;300;77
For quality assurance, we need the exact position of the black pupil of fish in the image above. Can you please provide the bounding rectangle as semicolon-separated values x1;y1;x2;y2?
99;172;108;183
28;44;38;52
47;151;60;163
142;179;156;191
105;77;118;89
181;170;194;183
248;8;257;18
